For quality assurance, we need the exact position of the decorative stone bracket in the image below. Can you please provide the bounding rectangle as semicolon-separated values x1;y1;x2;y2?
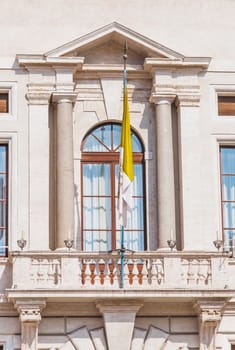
14;299;46;350
194;300;226;350
96;300;143;350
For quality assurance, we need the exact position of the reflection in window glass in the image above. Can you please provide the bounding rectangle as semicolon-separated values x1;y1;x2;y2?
0;93;8;113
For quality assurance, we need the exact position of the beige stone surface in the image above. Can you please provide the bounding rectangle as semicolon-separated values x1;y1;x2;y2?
69;327;95;350
143;326;168;350
0;0;235;60
90;328;107;350
39;318;65;334
66;317;103;333
135;317;169;332
170;317;198;333
0;317;20;333
131;328;147;350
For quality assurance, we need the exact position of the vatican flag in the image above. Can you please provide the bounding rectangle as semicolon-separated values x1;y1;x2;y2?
118;82;134;227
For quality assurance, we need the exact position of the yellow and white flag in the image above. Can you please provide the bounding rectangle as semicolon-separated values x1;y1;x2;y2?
118;81;134;227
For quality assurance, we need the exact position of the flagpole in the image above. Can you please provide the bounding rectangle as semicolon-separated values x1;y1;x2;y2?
120;41;128;289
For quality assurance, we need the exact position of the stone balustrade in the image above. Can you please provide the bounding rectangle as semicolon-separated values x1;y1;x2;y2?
9;251;233;291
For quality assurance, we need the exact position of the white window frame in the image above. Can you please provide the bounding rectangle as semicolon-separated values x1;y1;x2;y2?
216;137;235;254
0;133;17;254
211;84;235;118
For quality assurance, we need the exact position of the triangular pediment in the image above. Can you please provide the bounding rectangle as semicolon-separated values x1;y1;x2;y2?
45;22;184;64
17;22;210;72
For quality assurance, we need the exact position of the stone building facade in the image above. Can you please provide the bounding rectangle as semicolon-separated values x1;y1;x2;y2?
1;2;235;349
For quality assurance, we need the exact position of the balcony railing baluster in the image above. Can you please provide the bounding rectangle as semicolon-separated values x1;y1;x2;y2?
9;251;232;291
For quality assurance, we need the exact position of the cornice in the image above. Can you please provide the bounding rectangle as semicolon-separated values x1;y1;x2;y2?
16;55;84;71
26;83;54;104
52;91;77;103
144;57;211;73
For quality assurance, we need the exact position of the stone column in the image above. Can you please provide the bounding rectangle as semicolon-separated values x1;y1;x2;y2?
15;300;46;350
194;300;225;350
152;95;176;249
53;92;77;249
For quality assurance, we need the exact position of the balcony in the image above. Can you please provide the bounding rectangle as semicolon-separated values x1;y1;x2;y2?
7;251;235;302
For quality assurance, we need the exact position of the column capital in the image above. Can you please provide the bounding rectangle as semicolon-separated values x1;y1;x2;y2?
176;93;200;107
26;83;53;105
150;93;176;105
14;299;46;323
26;92;51;105
52;91;77;104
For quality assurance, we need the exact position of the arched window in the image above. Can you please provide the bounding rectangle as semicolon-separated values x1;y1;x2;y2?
81;122;145;252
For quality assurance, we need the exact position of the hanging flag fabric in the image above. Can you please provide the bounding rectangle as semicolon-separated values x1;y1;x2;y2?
118;77;134;227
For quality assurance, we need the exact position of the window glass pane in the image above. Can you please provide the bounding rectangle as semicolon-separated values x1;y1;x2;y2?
113;124;121;150
222;175;235;200
0;147;6;172
83;197;111;230
223;230;235;252
0;202;6;227
0;175;6;200
83;164;110;196
131;197;144;229
133;164;143;196
0;229;6;256
222;202;235;228
93;124;112;150
132;133;143;152
83;124;143;153
115;164;119;197
83;135;108;152
116;230;144;251
83;231;112;252
221;148;235;173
